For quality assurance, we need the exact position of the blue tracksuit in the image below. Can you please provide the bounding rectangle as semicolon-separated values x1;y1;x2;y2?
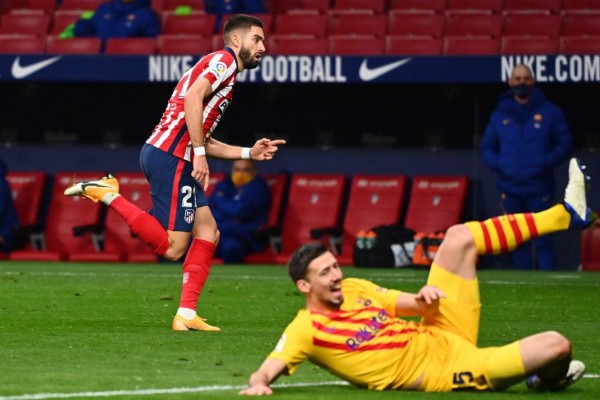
480;87;573;270
74;0;160;46
205;0;266;31
209;175;270;263
0;161;19;253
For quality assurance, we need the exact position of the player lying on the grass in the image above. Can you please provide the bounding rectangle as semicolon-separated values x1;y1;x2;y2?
240;157;592;395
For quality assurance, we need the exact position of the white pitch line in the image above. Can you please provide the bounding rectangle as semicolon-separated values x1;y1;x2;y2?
0;381;350;400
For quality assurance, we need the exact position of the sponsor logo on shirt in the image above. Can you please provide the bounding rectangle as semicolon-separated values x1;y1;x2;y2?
345;309;389;351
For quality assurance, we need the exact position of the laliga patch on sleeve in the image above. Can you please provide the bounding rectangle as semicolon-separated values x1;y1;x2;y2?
274;333;287;352
210;61;227;78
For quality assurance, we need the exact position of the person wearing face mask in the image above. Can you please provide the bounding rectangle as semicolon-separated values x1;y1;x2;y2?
208;159;270;264
479;64;573;271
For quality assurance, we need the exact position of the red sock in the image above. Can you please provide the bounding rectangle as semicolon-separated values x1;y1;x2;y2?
179;238;216;310
110;196;169;256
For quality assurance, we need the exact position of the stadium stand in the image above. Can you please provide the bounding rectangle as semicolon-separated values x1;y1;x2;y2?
561;13;600;36
163;0;204;10
58;0;104;11
6;171;46;252
503;0;561;15
46;35;102;54
272;13;328;37
245;174;346;264
50;9;83;35
9;172;106;261
561;0;600;15
0;13;50;36
388;0;446;14
105;37;157;55
444;0;503;15
5;0;56;14
220;13;273;34
559;36;600;54
161;12;216;36
328;35;385;55
404;175;468;234
335;174;407;266
157;34;212;55
501;36;558;55
267;34;328;54
443;36;500;55
271;0;331;15
581;220;600;271
444;14;504;38
332;0;386;14
387;13;445;38
327;13;388;37
502;14;563;38
385;36;443;55
0;35;45;53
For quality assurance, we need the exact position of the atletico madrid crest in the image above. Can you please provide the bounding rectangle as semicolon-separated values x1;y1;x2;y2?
184;209;195;224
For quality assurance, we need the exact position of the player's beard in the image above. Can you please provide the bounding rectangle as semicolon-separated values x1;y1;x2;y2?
239;45;260;69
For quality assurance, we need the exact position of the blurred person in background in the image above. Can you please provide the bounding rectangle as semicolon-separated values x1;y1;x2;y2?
479;64;573;271
0;160;19;253
65;15;285;332
61;0;160;48
209;159;270;264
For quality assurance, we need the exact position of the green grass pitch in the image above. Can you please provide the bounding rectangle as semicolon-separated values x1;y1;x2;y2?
1;262;599;400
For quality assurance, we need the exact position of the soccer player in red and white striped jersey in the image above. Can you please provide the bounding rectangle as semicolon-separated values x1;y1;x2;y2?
65;14;285;332
240;158;591;394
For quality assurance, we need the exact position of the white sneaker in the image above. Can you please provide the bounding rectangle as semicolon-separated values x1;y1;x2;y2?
563;158;593;229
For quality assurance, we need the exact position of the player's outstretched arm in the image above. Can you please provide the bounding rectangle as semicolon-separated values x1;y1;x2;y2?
239;358;287;396
395;285;447;317
250;138;287;161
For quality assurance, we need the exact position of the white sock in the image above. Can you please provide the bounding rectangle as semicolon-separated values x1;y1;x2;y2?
101;192;120;205
177;307;196;320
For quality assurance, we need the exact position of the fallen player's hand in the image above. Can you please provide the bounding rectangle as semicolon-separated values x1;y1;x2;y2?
239;385;273;396
415;285;447;305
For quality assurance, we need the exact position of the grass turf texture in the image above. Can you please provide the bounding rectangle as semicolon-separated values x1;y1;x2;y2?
1;262;599;400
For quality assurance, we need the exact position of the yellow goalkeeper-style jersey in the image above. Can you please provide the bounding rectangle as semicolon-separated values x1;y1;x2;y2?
268;278;436;390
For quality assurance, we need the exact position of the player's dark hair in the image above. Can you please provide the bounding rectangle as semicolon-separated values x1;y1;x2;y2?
288;242;328;283
223;14;263;43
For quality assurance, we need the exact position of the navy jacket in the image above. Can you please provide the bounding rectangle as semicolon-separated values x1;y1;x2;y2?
205;0;266;15
209;174;270;253
0;161;19;252
480;87;573;196
74;0;160;43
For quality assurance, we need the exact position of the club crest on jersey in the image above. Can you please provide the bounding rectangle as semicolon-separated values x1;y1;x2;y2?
211;61;227;77
184;209;195;224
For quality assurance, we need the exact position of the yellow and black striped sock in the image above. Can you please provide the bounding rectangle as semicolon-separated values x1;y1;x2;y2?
465;205;570;255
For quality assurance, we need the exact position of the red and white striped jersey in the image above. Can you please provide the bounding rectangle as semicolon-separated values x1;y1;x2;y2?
146;48;238;161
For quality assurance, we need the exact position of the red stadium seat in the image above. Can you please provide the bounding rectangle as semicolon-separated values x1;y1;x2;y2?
503;0;561;15
262;173;288;231
328;13;387;37
444;14;504;38
559;36;600;54
443;37;500;55
581;220;600;271
161;12;216;36
404;176;468;234
336;175;407;266
329;35;385;55
503;14;563;38
561;0;600;15
267;34;328;54
501;37;558;54
332;0;386;14
245;174;346;264
105;38;157;55
273;14;328;37
50;10;83;35
59;0;104;11
69;173;155;263
6;171;46;251
157;34;212;55
5;0;56;14
444;0;503;15
0;35;45;53
388;0;445;14
0;14;50;36
272;0;330;15
163;0;204;10
561;14;600;37
387;13;445;38
46;35;101;54
385;36;442;55
10;172;107;261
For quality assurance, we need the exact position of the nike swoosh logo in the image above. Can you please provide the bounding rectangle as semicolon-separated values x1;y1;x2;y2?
359;58;412;82
11;56;62;79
